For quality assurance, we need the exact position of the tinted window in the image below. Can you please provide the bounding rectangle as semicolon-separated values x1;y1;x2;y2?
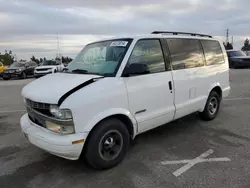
42;60;57;66
27;62;36;66
166;39;204;70
128;39;165;73
201;40;224;65
31;62;37;66
10;62;24;68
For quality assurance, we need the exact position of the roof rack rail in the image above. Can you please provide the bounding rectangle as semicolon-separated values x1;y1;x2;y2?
151;31;212;38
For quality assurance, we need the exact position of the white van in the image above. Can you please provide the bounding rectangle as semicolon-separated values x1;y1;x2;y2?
20;31;230;169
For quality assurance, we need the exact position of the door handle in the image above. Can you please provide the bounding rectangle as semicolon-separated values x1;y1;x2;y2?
168;81;172;91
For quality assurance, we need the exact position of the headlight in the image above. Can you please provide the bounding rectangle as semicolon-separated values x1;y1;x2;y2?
45;121;75;134
16;69;22;72
50;105;73;119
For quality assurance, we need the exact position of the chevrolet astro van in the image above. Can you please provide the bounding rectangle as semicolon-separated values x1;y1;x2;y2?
20;31;230;169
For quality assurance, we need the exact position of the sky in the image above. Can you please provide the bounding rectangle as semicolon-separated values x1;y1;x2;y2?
0;0;250;60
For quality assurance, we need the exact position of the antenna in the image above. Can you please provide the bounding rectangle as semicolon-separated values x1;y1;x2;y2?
56;32;60;59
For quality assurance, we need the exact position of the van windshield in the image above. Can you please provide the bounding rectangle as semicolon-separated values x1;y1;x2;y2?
66;39;132;77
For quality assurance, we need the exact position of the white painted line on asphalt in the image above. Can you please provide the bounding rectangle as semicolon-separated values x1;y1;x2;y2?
225;98;250;101
0;110;25;114
161;149;231;177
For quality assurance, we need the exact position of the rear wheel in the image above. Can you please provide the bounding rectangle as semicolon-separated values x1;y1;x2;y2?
84;118;130;169
199;91;221;121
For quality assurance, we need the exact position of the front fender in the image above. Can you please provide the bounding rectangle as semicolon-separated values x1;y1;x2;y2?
83;108;138;137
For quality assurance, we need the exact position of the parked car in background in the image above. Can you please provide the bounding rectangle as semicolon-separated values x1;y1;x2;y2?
2;61;37;80
227;50;250;68
34;60;64;78
63;62;71;67
21;31;230;169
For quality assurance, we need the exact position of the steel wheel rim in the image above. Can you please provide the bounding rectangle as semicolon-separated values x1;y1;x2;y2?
98;130;123;161
208;97;218;115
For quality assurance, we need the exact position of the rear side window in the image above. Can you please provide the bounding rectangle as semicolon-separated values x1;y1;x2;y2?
167;39;204;70
201;40;224;65
128;39;166;73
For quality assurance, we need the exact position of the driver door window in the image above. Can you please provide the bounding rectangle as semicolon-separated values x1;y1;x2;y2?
128;39;166;74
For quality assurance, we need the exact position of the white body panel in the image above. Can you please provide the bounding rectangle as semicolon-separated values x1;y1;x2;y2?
20;34;230;160
124;72;175;133
22;73;102;104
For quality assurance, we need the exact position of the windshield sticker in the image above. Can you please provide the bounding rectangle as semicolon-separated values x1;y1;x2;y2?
110;41;128;47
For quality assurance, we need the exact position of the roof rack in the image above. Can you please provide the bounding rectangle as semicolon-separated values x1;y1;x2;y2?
151;31;212;38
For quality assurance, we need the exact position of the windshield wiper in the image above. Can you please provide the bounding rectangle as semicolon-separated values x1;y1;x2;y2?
71;69;89;74
69;69;103;76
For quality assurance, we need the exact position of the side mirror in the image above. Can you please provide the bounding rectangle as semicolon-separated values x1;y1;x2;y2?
123;63;149;77
63;67;68;71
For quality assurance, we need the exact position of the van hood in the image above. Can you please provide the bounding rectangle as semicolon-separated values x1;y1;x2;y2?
22;73;102;104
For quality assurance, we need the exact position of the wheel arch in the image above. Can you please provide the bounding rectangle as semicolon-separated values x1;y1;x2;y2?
83;109;137;138
210;85;222;100
80;111;137;159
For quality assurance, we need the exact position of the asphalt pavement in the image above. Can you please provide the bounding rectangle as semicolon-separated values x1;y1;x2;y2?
1;70;250;188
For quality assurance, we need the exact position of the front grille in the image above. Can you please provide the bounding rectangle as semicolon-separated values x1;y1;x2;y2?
28;114;46;128
36;68;50;71
26;99;50;110
25;98;51;116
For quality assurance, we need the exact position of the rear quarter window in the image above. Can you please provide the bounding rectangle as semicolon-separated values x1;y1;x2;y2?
201;40;224;65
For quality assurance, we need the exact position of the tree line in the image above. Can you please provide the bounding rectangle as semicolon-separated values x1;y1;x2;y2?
30;55;73;65
224;38;250;51
0;51;73;66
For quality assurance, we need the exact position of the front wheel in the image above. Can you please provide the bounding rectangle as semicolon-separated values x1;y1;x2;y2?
199;91;221;121
21;72;27;79
84;118;130;169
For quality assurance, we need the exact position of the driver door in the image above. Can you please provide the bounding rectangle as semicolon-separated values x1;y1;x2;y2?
123;39;175;133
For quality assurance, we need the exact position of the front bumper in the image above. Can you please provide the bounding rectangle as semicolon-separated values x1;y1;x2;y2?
20;113;87;160
2;72;22;78
34;71;52;77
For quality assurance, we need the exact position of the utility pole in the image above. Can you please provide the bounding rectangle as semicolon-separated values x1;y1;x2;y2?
226;28;229;44
56;33;61;59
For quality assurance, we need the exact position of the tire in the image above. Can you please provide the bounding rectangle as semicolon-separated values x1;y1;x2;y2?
199;91;221;121
3;77;9;80
84;118;130;169
21;72;27;79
